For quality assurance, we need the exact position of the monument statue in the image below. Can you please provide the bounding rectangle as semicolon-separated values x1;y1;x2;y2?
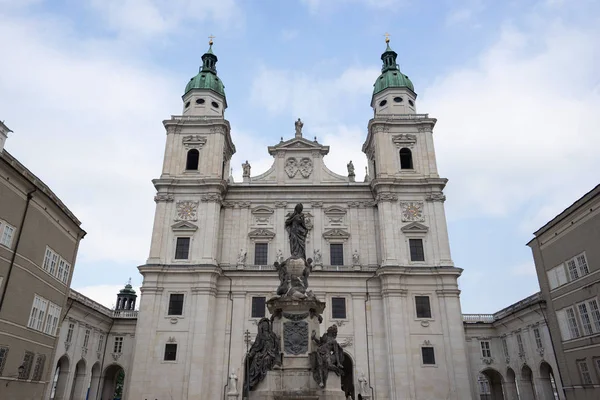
247;318;281;391
242;160;251;177
285;203;308;259
310;325;344;388
228;370;238;394
295;118;304;137
347;160;355;176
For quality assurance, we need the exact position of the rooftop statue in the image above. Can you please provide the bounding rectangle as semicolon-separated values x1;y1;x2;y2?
295;118;304;138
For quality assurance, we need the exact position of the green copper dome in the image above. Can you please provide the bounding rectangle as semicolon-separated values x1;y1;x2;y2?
373;41;414;95
184;43;226;97
119;283;136;295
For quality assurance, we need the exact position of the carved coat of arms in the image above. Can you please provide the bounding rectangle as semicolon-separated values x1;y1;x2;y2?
283;320;309;355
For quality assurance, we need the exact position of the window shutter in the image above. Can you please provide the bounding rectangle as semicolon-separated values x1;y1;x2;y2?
547;269;558;290
556;309;571;341
555;264;568;286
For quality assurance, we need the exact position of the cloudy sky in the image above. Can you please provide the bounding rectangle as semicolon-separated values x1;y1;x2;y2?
1;0;599;313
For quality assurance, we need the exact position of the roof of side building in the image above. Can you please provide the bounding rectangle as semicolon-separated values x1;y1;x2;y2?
528;184;599;243
1;150;86;233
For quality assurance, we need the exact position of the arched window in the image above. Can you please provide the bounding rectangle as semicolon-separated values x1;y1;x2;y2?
399;148;413;170
186;149;199;170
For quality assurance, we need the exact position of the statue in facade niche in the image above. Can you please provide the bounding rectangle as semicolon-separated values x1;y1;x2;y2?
228;371;238;394
237;249;247;266
242;160;251;177
295;118;304;137
276;249;284;264
285;203;308;260
313;248;322;265
358;372;369;396
310;325;344;388
352;250;360;265
247;318;281;391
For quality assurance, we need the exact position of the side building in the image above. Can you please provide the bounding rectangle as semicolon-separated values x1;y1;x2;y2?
47;286;137;400
528;185;600;400
0;125;86;399
464;292;563;400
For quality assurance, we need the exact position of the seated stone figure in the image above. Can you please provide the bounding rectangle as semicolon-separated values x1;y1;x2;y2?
247;318;281;391
310;325;344;388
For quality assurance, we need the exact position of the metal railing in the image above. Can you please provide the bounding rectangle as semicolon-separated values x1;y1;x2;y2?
112;310;139;318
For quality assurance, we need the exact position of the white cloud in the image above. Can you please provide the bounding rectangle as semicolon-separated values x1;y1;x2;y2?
281;29;299;42
75;284;142;309
0;11;179;265
87;0;242;37
250;65;379;124
421;21;600;230
445;0;485;27
301;0;405;13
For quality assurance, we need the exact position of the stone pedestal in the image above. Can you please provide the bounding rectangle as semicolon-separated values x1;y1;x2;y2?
248;296;346;400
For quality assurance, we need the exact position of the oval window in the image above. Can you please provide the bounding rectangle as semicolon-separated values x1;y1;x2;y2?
196;98;205;104
212;101;219;108
185;101;190;108
379;99;388;107
408;100;414;107
394;97;403;103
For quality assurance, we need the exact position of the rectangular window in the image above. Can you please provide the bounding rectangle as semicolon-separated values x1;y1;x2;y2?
0;346;9;376
98;334;104;352
43;248;54;271
415;296;432;318
254;243;268;265
480;341;492;358
57;259;66;282
49;252;58;276
578;303;594;336
533;328;543;349
32;354;46;381
422;347;435;365
113;336;123;353
19;351;35;379
28;295;49;332
501;338;509;358
168;293;184;316
409;239;425;262
566;307;581;339
555;264;568;286
0;223;15;247
578;360;593;385
588;299;600;332
330;244;344;266
331;297;346;319
66;323;75;343
62;262;71;284
595;359;600;378
83;329;90;348
516;333;525;354
175;237;191;260
577;254;589;276
44;302;61;336
251;296;266;318
567;259;579;281
164;343;177;361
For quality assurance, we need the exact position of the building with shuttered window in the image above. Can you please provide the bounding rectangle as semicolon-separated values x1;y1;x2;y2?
0;122;86;399
528;184;600;400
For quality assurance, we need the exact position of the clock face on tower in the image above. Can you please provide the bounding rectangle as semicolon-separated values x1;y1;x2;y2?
175;200;199;222
400;201;425;222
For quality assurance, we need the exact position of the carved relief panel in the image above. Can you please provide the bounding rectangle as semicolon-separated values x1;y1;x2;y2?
251;206;274;227
323;206;347;228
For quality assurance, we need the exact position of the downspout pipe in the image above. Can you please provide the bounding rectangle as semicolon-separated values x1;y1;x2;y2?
0;187;37;312
221;272;233;400
365;266;381;400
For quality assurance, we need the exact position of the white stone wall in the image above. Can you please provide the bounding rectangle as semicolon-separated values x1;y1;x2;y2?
464;297;564;400
45;293;136;400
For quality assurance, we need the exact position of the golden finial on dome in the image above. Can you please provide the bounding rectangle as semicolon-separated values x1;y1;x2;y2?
384;32;391;43
208;34;215;45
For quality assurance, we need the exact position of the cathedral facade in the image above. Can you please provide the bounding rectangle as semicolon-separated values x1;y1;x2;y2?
127;40;472;400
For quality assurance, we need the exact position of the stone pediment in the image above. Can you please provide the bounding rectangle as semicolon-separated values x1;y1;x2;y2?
401;222;429;233
322;228;350;240
248;228;276;239
171;221;198;232
268;137;330;156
